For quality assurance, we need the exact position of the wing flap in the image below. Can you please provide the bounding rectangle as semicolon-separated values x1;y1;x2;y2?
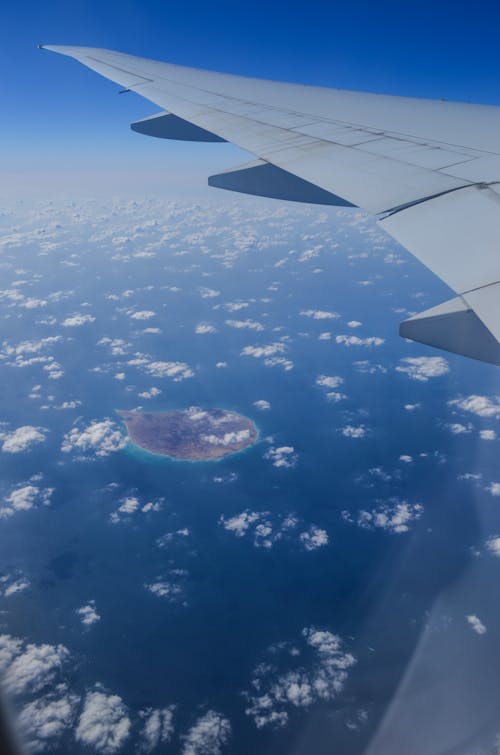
400;296;500;365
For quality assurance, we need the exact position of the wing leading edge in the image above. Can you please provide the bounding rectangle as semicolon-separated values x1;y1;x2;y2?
40;45;500;365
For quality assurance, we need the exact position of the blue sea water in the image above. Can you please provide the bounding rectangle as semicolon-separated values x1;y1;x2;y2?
0;198;499;754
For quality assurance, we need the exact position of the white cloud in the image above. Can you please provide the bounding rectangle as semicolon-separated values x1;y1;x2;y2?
0;635;69;696
466;614;487;635
195;323;218;335
347;320;362;328
130;310;155;320
264;446;297;469
245;627;355;729
182;710;231;755
446;423;472;435
343;499;423;534
4;578;30;597
316;375;343;389
486;535;500;556
143;361;194;381
61;420;127;458
61;313;95;327
75;690;131;754
335;335;384;347
448;395;500;419
399;455;413;463
0;482;53;519
300;309;339;320
18;687;79;753
396;356;449;381
487;483;500;496
404;403;421;411
225;319;264;331
1;426;47;454
140;706;175;752
341;425;366;439
299;526;329;551
77;601;101;627
202;429;251;447
138;387;162;399
241;342;286;359
480;429;497;440
253;400;271;411
220;511;263;538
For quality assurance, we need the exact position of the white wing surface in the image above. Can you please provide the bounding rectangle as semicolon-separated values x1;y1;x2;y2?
41;45;500;365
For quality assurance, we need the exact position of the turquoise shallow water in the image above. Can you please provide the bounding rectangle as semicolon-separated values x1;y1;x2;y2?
0;199;499;753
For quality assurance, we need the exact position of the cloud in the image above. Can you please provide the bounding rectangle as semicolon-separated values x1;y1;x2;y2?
264;446;297;469
343;499;423;534
219;511;327;551
202;429;251;447
486;536;500;556
0;577;30;598
446;423;472;435
335;335;384;347
245;627;355;729
299;526;329;551
143;361;194;381
487;483;500;496
253;400;271;411
300;309;339;320
225;319;264;331
77;601;101;627
341;425;367;439
316;375;343;389
18;687;79;753
130;310;155;320
140;707;175;752
1;426;47;453
182;710;231;755
75;690;131;754
61;313;95;327
480;429;497;440
0;635;69;696
62;420;127;459
466;614;487;635
195;323;218;335
0;481;53;519
396;356;449;381
448;395;500;419
241;342;286;359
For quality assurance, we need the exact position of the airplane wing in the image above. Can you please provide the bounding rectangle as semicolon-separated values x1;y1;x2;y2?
40;45;500;365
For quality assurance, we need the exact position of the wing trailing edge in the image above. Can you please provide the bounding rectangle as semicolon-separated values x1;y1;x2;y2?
400;296;500;365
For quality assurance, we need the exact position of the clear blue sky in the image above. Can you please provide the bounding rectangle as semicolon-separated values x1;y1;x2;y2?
4;0;500;196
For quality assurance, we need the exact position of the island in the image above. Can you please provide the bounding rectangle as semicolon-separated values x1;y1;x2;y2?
116;407;258;461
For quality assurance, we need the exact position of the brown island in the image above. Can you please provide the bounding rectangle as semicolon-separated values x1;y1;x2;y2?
116;407;258;461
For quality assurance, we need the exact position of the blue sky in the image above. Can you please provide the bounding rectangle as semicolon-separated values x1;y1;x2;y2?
3;0;500;195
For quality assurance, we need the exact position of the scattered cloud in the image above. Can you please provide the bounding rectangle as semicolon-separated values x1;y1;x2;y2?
0;480;53;519
341;425;367;439
61;313;95;327
245;627;355;729
448;395;500;419
264;446;297;469
342;499;423;534
182;710;231;755
195;323;218;335
0;634;69;696
300;309;339;320
466;614;487;635
75;690;131;754
0;426;47;454
396;356;449;381
335;335;384;347
77;601;101;627
140;706;175;752
253;400;271;411
61;420;127;459
19;687;79;753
